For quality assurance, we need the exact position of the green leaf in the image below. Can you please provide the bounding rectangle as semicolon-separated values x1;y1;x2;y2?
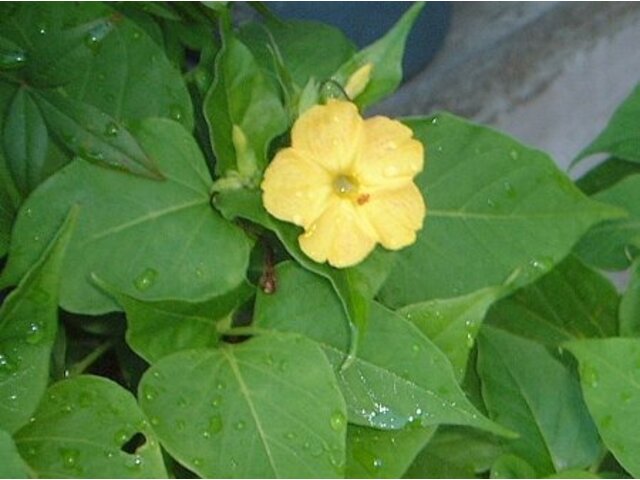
31;89;163;180
575;83;640;164
332;2;424;109
1;118;251;314
0;3;193;195
620;259;640;336
399;284;505;381
214;188;394;366
239;19;356;89
575;157;640;196
565;338;640;478
487;255;618;346
3;87;49;195
574;174;640;270
139;333;347;478
96;278;253;364
379;113;621;308
14;375;167;478
204;28;287;176
0;207;76;434
490;454;538;479
405;426;503;478
0;429;30;478
546;470;601;479
0;163;17;258
0;4;193;129
346;424;436;479
254;261;511;437
478;327;601;475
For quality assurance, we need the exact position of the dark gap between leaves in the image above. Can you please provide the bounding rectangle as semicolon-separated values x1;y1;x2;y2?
120;432;146;454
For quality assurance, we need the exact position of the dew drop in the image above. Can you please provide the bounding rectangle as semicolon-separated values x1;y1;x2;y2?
284;431;295;441
150;417;160;426
169;104;183;122
330;411;346;431
126;455;143;469
104;122;119;137
193;458;203;467
210;395;222;407
105;450;115;459
383;165;398;177
83;21;112;54
503;181;515;197
216;380;226;390
114;429;129;445
25;322;45;345
465;332;474;348
60;448;79;469
0;50;27;70
143;385;157;401
509;149;519;160
487;198;495;208
61;404;74;414
278;360;288;372
0;353;17;374
235;420;246;430
134;268;158;291
209;415;223;434
580;362;599;388
411;344;420;354
430;116;439;125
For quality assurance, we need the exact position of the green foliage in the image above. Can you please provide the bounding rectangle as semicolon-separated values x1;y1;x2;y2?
574;174;640;270
14;375;167;478
566;339;640;477
0;3;638;478
139;333;346;478
0;208;75;433
379;113;619;308
575;83;640;164
478;327;601;475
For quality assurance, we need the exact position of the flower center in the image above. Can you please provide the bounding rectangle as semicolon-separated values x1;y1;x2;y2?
333;174;358;197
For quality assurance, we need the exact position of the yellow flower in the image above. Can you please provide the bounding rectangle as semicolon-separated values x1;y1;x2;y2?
261;100;426;268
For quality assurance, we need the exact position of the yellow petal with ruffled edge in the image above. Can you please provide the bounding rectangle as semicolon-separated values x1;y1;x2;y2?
262;148;333;228
261;100;426;269
299;200;377;268
355;116;424;187
361;182;426;250
291;100;364;174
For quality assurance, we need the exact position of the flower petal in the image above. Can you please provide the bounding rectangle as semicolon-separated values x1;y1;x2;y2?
299;200;377;268
291;100;364;174
262;148;333;227
361;182;426;250
355;116;424;186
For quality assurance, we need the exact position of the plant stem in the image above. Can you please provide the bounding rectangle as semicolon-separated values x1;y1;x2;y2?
67;340;113;377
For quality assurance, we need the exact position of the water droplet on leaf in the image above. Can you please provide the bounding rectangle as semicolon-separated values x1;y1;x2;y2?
209;415;223;434
134;268;158;291
60;448;79;469
0;50;27;70
104;122;119;137
330;411;346;431
25;322;45;344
